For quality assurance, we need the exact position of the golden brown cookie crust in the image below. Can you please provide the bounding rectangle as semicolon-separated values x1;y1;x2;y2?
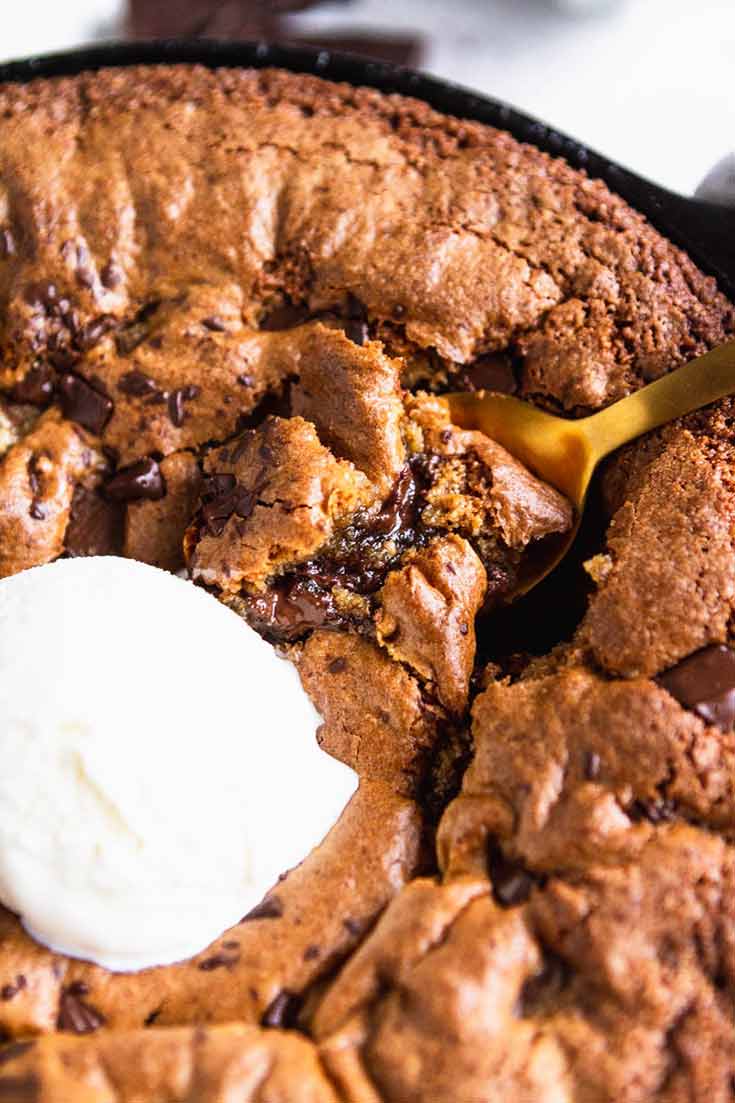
0;62;734;1102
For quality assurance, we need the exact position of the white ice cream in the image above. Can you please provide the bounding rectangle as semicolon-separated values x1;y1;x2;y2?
0;557;357;972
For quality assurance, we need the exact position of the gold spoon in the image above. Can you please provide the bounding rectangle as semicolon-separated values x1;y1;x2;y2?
447;340;735;600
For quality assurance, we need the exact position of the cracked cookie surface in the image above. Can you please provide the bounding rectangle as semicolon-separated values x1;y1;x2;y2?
0;62;734;1102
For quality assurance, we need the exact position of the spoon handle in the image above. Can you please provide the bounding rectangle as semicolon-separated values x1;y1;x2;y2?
581;340;735;462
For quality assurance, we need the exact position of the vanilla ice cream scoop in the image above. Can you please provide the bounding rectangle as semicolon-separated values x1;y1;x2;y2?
0;557;357;972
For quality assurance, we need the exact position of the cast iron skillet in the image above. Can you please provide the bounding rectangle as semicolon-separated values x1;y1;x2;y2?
0;38;733;299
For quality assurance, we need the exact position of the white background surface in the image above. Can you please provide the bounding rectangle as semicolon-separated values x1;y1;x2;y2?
0;0;732;196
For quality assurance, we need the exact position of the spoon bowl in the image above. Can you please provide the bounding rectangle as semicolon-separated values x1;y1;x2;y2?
447;340;735;600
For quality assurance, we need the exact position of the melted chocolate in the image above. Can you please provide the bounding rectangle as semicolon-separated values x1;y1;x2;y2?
237;454;439;642
657;644;735;731
105;457;165;502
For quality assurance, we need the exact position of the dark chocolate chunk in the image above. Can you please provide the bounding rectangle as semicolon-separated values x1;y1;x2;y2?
303;944;320;961
657;644;735;730
584;751;601;780
0;230;15;259
517;952;571;1017
100;260;123;290
77;316;114;352
327;657;348;674
243;579;337;642
28;503;45;521
118;369;159;397
457;352;517;395
167;385;200;427
198;951;239;971
201;315;227;332
241;895;284;922
57;989;106;1034
0;976;25;1002
105;457;165;502
65;486;125;557
261;990;301;1029
259;300;312;331
487;839;534;907
11;365;55;406
629;797;677;825
65;981;89;997
200;474;256;535
342;917;365;937
344;318;369;346
57;374;113;435
115;301;161;356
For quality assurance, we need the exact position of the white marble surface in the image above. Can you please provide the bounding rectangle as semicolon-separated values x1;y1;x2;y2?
1;0;732;196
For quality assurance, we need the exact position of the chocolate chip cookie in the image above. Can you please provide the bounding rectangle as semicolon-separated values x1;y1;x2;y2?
0;62;733;1102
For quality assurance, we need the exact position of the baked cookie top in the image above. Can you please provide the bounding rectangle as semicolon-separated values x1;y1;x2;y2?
0;63;733;1103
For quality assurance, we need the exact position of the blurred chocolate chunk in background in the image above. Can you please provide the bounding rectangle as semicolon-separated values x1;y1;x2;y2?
126;1;425;66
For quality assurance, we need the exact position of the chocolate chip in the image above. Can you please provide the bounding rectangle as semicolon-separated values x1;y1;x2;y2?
198;952;239;971
77;315;114;351
345;319;369;346
261;990;301;1029
65;981;88;997
237;374;254;387
105;457;165;502
657;644;735;730
57;988;106;1034
58;374;113;434
630;797;677;825
241;895;284;922
259;301;312;331
457;353;517;395
584;751;601;780
487;839;534;907
0;1042;33;1067
200;474;256;535
100;261;122;290
243;579;336;642
517;953;571;1016
11;365;55;405
459;622;469;636
65;486;125;557
118;369;158;397
303;945;320;961
28;503;45;521
167;385;199;427
343;917;364;937
0;230;15;259
115;301;160;355
201;315;227;332
327;657;348;674
0;976;26;1002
